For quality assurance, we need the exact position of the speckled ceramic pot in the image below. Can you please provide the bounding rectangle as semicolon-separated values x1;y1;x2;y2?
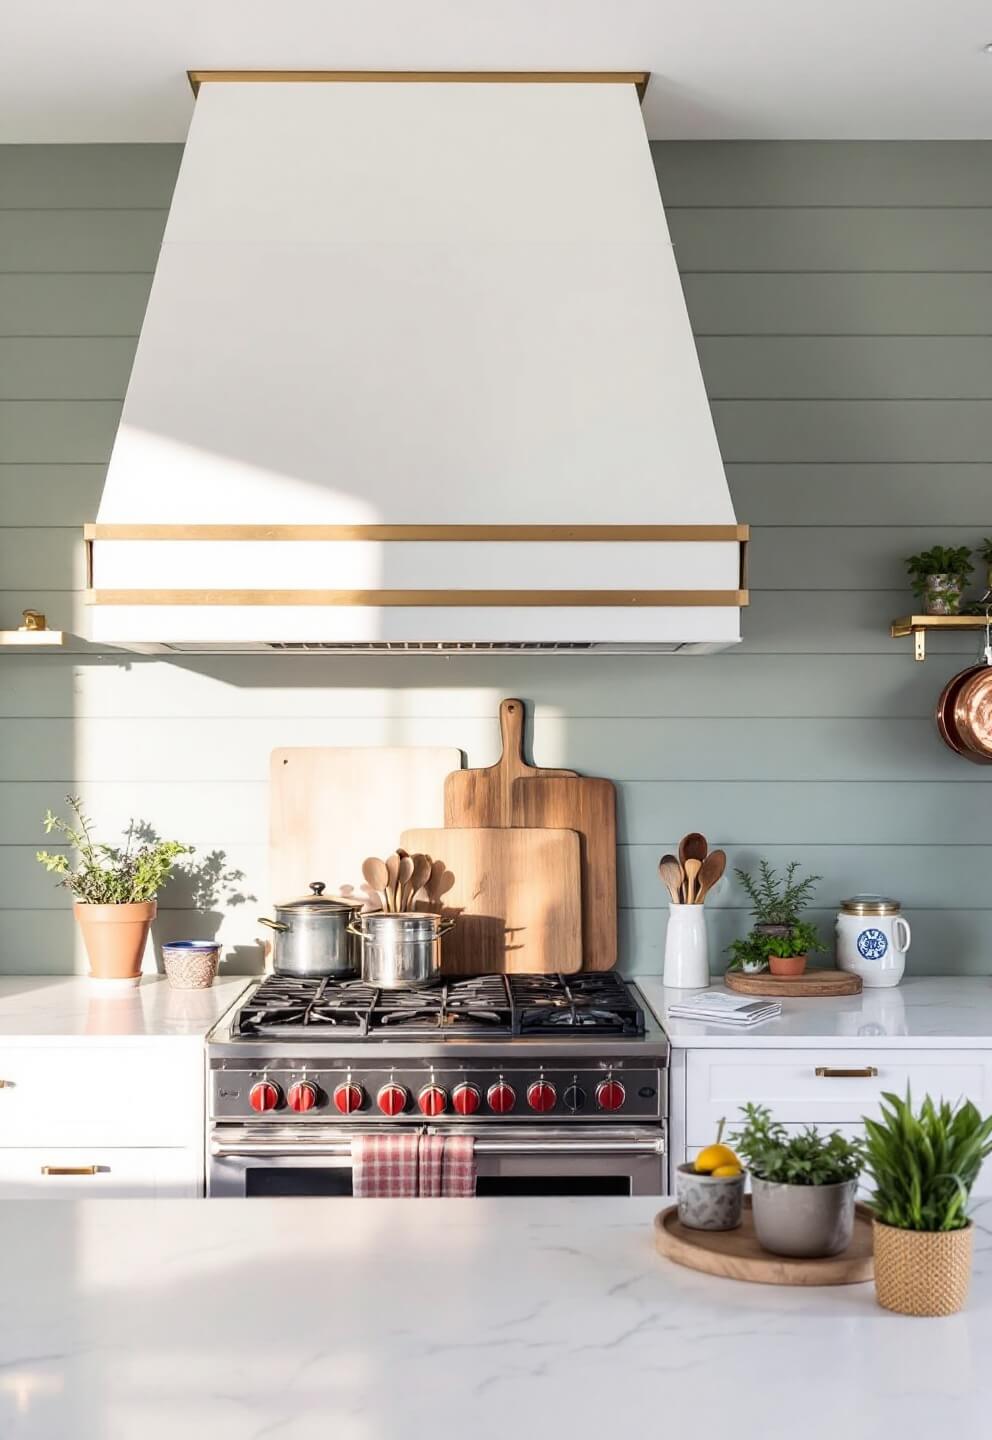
675;1162;745;1231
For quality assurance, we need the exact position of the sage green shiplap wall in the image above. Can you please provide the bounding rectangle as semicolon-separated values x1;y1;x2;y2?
2;141;991;976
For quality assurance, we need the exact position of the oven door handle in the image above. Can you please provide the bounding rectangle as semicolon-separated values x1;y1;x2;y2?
210;1137;665;1159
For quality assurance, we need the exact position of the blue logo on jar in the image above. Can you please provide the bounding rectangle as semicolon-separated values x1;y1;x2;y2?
857;928;888;961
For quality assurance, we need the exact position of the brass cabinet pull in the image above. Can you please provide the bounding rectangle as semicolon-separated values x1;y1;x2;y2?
40;1165;100;1176
0;1080;8;1088
815;1066;879;1079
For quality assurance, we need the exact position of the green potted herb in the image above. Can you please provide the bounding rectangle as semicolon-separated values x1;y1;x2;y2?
733;1103;864;1258
978;538;992;595
863;1089;992;1316
726;932;771;975
905;544;974;615
734;860;822;976
37;796;191;984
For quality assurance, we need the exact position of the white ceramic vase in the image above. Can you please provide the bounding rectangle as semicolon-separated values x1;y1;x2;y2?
663;904;710;988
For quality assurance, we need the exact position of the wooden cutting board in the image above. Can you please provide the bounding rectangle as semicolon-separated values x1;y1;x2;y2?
270;747;461;901
511;775;617;971
443;698;575;828
724;970;862;998
400;826;582;974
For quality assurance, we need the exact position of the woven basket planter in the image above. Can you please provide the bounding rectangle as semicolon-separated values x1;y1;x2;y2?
873;1218;973;1316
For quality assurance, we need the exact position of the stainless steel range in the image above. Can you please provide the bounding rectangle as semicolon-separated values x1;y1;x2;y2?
207;972;668;1197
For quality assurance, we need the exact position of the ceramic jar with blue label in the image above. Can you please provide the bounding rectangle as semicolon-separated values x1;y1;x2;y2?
836;896;911;988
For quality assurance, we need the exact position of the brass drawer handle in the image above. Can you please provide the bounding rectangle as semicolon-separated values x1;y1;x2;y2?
815;1066;879;1079
40;1165;101;1176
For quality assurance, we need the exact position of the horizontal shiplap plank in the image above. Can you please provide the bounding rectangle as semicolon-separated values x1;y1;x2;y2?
0;339;136;399
0;466;106;526
652;142;992;209
682;274;992;337
1;716;988;783
729;465;992;526
712;400;992;462
0;211;166;272
0;401;121;462
0;146;181;209
698;338;992;400
0;275;153;337
669;209;992;272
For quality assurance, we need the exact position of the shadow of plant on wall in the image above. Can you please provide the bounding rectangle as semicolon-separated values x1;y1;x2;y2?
130;823;260;970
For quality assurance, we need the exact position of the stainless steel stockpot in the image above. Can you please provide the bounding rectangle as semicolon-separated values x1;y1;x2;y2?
349;912;454;989
258;883;363;979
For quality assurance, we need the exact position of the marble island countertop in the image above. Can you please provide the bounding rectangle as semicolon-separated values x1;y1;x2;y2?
636;975;992;1048
0;974;249;1042
2;1194;990;1440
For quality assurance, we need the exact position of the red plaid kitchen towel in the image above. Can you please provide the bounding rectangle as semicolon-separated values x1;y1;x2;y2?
439;1135;476;1198
351;1133;420;1198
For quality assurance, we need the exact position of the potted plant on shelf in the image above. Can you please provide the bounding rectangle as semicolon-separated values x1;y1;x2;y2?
734;860;822;977
37;796;191;984
905;544;974;616
732;1103;864;1258
863;1089;992;1316
978;538;992;597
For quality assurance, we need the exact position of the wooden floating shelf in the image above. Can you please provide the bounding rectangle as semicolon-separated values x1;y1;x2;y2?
890;614;991;662
0;629;65;650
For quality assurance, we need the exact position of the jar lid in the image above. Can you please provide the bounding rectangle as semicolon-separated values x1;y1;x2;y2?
840;894;902;916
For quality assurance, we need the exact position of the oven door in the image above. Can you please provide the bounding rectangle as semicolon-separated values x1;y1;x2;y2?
209;1125;666;1198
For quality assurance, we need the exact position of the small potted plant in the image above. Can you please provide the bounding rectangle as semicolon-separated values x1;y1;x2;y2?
732;1103;864;1258
978;538;992;597
735;860;822;976
37;796;191;984
905;544;974;616
726;932;771;975
863;1088;992;1316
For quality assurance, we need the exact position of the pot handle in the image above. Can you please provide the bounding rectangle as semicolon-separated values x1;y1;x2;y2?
346;917;457;938
257;917;290;932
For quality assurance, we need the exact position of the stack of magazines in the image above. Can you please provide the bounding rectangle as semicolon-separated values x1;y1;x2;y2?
666;990;782;1027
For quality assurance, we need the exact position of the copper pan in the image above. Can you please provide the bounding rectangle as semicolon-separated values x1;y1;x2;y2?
935;664;989;760
953;665;992;763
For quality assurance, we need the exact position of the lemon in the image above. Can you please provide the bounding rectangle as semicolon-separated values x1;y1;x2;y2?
711;1163;743;1178
694;1143;740;1174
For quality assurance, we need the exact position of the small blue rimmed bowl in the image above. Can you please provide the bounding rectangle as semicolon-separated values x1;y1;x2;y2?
162;941;221;990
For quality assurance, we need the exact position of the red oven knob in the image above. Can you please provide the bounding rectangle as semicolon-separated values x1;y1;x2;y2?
527;1080;557;1113
249;1080;280;1113
418;1086;447;1117
377;1083;408;1116
452;1083;481;1116
595;1078;626;1112
333;1082;364;1115
287;1081;318;1113
487;1081;516;1114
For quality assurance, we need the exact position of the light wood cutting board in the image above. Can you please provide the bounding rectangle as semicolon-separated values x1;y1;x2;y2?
270;747;462;901
400;826;582;974
511;775;618;971
443;698;575;828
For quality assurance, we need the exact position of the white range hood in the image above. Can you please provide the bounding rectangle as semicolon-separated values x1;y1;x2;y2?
86;72;746;654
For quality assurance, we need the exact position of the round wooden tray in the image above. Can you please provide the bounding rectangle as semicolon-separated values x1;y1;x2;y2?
654;1198;874;1286
724;969;862;998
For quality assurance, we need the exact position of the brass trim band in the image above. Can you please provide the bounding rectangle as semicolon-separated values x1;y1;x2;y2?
84;524;749;542
188;70;651;100
86;589;749;608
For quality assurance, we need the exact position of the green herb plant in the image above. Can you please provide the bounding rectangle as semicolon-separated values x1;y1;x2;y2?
863;1089;992;1232
978;539;992;566
37;795;191;905
732;1103;864;1187
905;545;974;599
735;859;821;927
726;933;771;973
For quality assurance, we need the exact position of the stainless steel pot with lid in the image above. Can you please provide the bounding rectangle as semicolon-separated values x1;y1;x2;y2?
349;911;455;989
258;882;363;978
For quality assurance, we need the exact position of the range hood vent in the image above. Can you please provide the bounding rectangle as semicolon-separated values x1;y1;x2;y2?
87;72;746;653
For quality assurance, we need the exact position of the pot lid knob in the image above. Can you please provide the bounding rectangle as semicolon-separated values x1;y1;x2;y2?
309;882;326;896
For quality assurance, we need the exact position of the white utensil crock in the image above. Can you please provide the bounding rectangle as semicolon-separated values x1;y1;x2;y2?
836;896;911;988
663;904;710;988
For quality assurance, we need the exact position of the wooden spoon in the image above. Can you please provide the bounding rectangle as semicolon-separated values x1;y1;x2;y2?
408;853;431;906
362;857;390;911
396;854;414;911
658;854;684;905
695;848;727;905
679;832;708;868
384;853;402;913
683;857;702;905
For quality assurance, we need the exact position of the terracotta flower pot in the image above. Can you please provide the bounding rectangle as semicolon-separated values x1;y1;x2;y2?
74;901;156;981
769;952;808;978
873;1218;973;1316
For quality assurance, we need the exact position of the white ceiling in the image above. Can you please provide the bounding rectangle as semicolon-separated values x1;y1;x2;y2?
2;0;991;143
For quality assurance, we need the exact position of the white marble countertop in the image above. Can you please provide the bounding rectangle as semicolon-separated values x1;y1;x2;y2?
0;975;248;1043
2;1194;989;1440
636;975;992;1048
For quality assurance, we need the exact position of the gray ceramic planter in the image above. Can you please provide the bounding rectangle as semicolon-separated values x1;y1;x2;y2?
675;1162;745;1231
751;1175;857;1258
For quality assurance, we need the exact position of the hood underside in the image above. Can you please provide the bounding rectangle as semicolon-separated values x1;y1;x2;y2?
87;72;746;653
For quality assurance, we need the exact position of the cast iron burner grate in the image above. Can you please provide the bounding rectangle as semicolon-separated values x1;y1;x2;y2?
234;972;644;1040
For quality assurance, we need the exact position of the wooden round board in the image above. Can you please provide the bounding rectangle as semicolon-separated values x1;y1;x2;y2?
724;969;862;998
654;1199;874;1286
